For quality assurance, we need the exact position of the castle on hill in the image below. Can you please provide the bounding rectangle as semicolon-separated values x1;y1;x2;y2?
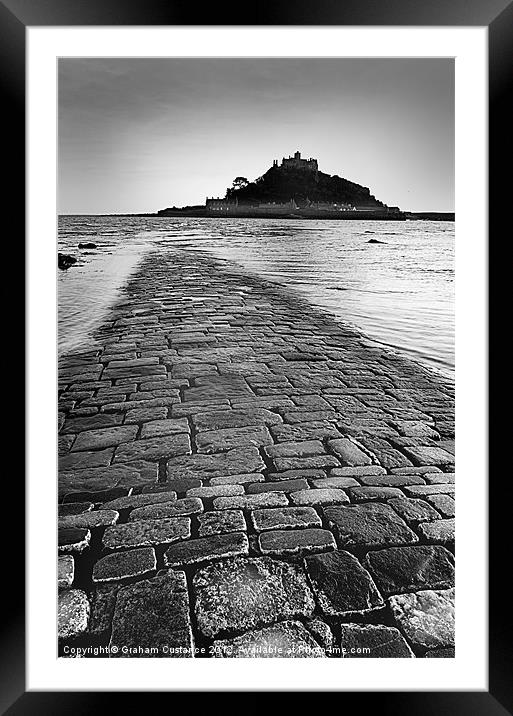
273;151;319;176
156;150;403;218
202;150;401;217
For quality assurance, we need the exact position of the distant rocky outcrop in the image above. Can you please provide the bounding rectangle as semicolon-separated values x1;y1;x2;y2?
58;253;77;270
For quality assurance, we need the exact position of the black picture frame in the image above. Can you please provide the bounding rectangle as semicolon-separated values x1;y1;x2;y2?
2;0;501;708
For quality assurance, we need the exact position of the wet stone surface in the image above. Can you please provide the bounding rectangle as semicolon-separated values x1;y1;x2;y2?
340;624;414;658
197;510;246;537
58;555;75;589
250;506;322;532
417;519;455;548
389;588;455;650
110;571;194;657
258;528;336;557
364;545;455;596
387;497;441;526
325;503;419;550
212;621;325;658
92;547;157;583
164;532;249;567
129;497;204;521
58;589;90;641
58;528;91;554
102;517;191;550
305;550;384;617
58;248;454;658
88;585;119;639
193;556;315;638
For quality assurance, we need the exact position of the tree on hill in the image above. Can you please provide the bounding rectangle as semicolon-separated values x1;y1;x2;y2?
231;177;249;191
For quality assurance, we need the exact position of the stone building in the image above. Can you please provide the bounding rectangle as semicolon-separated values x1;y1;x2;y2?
275;151;318;175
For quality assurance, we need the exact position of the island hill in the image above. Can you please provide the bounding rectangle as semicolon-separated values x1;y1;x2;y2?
158;152;402;220
156;152;454;221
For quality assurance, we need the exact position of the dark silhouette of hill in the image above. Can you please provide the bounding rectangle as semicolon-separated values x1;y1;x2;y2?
225;165;384;208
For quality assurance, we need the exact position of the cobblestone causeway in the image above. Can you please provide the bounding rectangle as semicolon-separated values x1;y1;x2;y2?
57;249;455;659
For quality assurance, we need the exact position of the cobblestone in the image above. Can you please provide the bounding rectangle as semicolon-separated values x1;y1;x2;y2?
186;484;244;499
129;497;204;521
140;418;189;438
102;517;191;550
310;476;359;489
417;519;455;548
403;484;455;498
364;545;454;596
164;532;249;567
192;408;282;432
212;621;325;658
402;446;455;468
424;494;455;518
71;425;138;451
328;438;373;466
388;497;441;525
193;556;315;638
197;510;246;536
214;492;289;511
110;571;194;657
58;528;91;554
250;506;322;532
340;624;414;658
102;492;177;511
389;588;455;650
209;472;264;486
113;434;191;463
347;486;404;502
305;550;384;616
92;547;157;583
58;590;90;641
88;585;119;639
247;478;309;494
290;488;349;507
325;503;418;550
258;528;336;556
166;447;265;481
58;510;119;530
58;248;455;658
58;555;74;589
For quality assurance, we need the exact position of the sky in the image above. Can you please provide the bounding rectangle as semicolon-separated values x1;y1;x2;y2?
58;58;454;214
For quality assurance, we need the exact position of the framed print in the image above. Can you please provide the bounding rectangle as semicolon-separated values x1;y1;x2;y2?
1;0;503;708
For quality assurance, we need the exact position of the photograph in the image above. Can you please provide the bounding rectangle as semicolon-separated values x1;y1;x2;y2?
56;56;456;660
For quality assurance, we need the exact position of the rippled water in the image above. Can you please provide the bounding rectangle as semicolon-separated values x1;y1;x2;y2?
58;216;454;377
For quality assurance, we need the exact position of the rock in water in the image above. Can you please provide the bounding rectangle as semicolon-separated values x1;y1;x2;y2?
367;238;385;244
78;242;97;249
58;253;77;270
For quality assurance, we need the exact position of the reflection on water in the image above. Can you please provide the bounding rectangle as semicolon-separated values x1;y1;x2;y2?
58;216;454;376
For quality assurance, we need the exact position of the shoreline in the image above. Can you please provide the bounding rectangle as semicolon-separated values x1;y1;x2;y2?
60;211;455;222
58;247;455;658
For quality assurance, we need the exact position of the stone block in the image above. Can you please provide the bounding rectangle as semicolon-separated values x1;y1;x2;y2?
364;545;454;596
389;588;455;650
258;528;336;557
109;571;194;657
102;517;191;550
92;547;157;583
340;624;414;658
58;589;90;640
325;503;418;550
164;532;249;567
305;550;384;616
212;621;325;658
193;556;315;638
